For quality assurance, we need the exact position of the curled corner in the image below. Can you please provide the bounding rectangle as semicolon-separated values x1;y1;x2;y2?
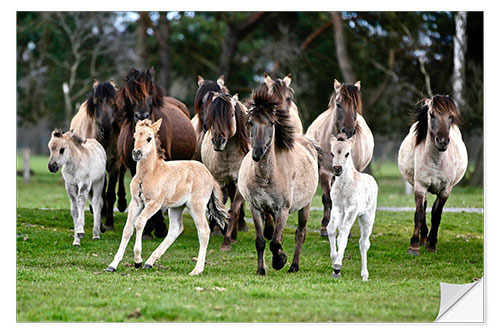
435;278;484;322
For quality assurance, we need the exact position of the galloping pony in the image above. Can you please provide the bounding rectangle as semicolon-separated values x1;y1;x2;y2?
116;67;196;239
306;79;374;236
238;85;321;275
48;130;107;246
398;95;467;255
264;73;303;134
201;92;250;251
192;75;228;161
328;136;378;281
106;119;229;275
70;79;127;230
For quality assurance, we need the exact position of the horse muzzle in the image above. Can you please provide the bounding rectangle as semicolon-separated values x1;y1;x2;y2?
435;136;450;152
132;150;143;162
341;127;356;139
333;165;343;176
48;162;59;173
212;137;227;152
252;146;268;162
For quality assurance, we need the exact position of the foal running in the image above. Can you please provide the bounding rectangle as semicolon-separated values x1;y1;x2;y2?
48;130;107;246
327;136;378;281
106;119;229;275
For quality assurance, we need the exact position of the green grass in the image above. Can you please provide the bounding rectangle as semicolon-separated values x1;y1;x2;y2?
16;155;483;322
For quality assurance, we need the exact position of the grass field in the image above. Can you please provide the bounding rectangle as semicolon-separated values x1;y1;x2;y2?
16;155;483;322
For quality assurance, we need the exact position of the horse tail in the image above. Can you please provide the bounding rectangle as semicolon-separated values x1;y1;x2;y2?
304;135;323;169
207;181;229;230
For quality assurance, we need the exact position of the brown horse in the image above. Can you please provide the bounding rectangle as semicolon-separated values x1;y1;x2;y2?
70;79;127;230
192;75;228;161
238;85;321;275
201;92;250;251
306;79;374;236
117;67;196;238
398;95;468;255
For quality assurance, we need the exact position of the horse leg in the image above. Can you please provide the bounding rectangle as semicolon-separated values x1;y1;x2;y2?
188;202;211;276
75;183;89;242
288;204;310;273
419;199;428;245
107;198;143;272
66;184;80;246
270;208;289;270
358;209;375;281
249;205;266;275
210;185;227;236
327;210;342;276
220;188;245;251
263;214;275;240
332;208;358;279
409;189;427;256
144;207;184;269
117;165;127;212
426;195;448;252
105;165;119;231
320;170;332;237
238;203;248;232
91;176;105;240
132;200;163;268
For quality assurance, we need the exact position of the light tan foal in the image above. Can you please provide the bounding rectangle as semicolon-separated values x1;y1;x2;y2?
107;119;228;275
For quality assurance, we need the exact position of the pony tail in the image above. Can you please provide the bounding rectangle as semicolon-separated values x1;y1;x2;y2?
207;181;229;230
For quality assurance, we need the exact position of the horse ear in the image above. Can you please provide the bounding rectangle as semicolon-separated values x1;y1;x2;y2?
93;79;99;90
354;81;361;91
230;94;239;108
334;79;342;94
424;98;432;108
217;75;225;89
148;66;155;81
283;74;292;87
197;75;204;87
152;118;162;133
264;73;273;89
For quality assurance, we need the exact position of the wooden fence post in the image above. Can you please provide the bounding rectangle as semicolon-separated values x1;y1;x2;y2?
23;148;30;184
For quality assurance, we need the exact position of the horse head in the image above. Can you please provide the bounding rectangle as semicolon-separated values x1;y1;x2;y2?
195;75;228;132
332;79;362;139
87;79;118;141
426;95;459;152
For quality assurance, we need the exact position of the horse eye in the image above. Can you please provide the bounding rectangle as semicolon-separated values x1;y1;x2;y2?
147;137;152;143
345;152;350;158
59;148;65;154
336;103;341;109
331;152;334;157
430;113;435;119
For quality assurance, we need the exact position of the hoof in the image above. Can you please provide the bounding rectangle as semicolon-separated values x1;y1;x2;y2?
142;234;153;240
220;244;231;252
134;262;142;269
320;228;328;237
117;199;127;212
272;252;287;270
426;248;437;253
143;264;153;269
333;264;342;275
257;267;266;276
77;232;84;239
408;247;420;256
72;242;80;247
238;225;249;232
332;272;341;279
92;236;100;240
287;264;299;273
263;225;274;240
105;224;115;232
106;266;116;272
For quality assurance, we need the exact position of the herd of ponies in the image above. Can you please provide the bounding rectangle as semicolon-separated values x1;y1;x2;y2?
47;67;468;280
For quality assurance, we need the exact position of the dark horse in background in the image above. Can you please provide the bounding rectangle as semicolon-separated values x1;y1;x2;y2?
117;67;196;239
70;79;127;231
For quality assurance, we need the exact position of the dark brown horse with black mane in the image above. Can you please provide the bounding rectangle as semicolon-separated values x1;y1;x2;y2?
70;79;127;231
117;67;196;238
192;75;228;161
201;92;249;250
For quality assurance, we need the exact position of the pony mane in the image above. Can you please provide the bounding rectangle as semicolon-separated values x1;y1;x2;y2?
205;94;250;154
329;83;363;114
85;82;117;117
194;81;229;115
413;95;461;146
247;85;295;151
117;69;164;122
137;120;167;161
71;132;85;146
269;79;295;103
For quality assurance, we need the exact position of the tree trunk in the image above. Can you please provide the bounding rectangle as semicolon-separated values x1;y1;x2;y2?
453;12;467;108
136;12;149;69
331;11;355;83
156;13;171;95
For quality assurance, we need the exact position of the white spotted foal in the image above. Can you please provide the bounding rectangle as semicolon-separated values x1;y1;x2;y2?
48;129;107;246
327;136;378;281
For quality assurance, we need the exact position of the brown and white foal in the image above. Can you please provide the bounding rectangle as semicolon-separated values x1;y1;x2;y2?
107;119;229;275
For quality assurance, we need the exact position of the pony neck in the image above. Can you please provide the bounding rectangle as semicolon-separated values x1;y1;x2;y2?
136;145;159;178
